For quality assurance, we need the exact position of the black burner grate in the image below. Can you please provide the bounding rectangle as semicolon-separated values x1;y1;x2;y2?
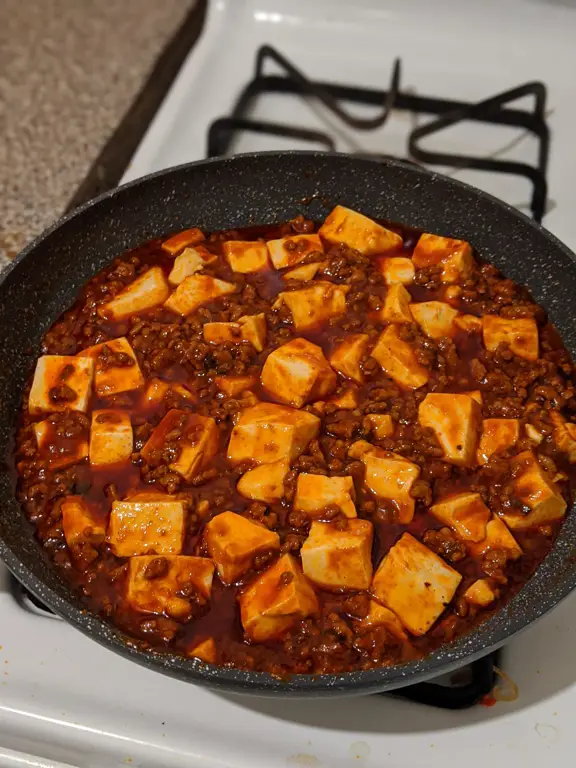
208;45;550;222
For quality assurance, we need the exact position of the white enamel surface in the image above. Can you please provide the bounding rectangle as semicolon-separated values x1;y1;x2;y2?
4;0;576;764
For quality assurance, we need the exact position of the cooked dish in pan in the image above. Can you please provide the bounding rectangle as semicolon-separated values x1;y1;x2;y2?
14;205;575;676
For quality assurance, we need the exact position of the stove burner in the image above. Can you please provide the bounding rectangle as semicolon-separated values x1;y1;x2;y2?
208;45;550;222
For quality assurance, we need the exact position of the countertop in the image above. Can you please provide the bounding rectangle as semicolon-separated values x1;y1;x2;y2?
0;0;197;267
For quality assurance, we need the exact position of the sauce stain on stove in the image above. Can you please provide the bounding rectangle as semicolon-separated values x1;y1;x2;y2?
349;741;371;761
287;754;321;766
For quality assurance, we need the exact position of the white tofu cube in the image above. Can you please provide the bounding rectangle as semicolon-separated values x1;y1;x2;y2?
203;322;243;344
412;233;474;283
371;533;462;636
430;492;491;542
237;459;289;503
359;601;407;640
278;281;350;331
126;555;214;619
79;336;144;397
454;314;483;333
61;496;105;552
239;553;319;642
468;516;522;560
482;316;539;361
161;227;205;255
168;246;217;285
410;301;459;339
227;402;320;464
301;519;373;590
477;418;520;464
365;414;394;440
551;412;576;462
381;284;413;324
418;393;481;466
329;334;370;384
164;274;236;316
294;474;357;519
33;419;88;469
500;450;567;529
89;409;133;466
379;257;415;285
266;234;324;269
214;374;257;398
223;240;270;273
261;337;336;407
107;499;186;557
98;267;170;321
464;579;498;607
141;409;219;480
283;262;325;281
371;325;430;390
28;355;94;415
238;313;267;352
188;637;217;663
348;441;420;523
204;511;280;585
143;378;195;407
525;423;544;445
319;205;403;255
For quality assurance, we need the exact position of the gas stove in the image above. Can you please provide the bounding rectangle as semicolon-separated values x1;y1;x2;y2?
2;0;576;765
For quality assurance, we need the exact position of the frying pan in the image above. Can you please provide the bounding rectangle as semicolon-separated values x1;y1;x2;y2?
1;151;576;697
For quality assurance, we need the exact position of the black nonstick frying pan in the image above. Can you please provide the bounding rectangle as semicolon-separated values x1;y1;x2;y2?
1;151;576;697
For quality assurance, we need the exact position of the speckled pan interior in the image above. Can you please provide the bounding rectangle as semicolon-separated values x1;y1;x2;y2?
2;151;576;697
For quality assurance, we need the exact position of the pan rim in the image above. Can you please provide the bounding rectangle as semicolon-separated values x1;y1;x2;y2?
3;149;576;695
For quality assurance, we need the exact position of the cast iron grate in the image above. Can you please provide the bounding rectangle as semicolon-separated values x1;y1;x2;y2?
208;45;550;223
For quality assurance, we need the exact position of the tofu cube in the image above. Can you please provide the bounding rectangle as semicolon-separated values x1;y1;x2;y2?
168;246;217;285
477;418;520;464
410;301;459;339
188;637;217;663
261;337;336;407
412;233;474;283
283;262;325;281
319;205;402;256
482;316;539;361
237;459;289;503
223;240;270;273
525;423;544;445
98;267;170;321
379;257;415;285
455;314;483;334
238;313;267;352
266;234;324;269
89;409;133;466
464;579;498;607
126;555;214;619
500;450;567;529
143;378;195;407
468;516;522;560
227;402;320;464
365;414;394;440
215;374;257;398
203;322;243;344
204;511;280;585
371;325;430;390
141;409;219;480
239;554;319;642
294;474;357;519
328;335;370;387
348;442;420;523
430;492;491;542
463;390;483;405
28;355;94;415
359;601;408;640
79;336;144;397
61;496;105;552
278;281;349;331
371;532;462;636
381;284;413;324
551;412;576;462
107;499;186;557
164;274;235;316
161;228;205;255
328;387;359;410
301;519;373;591
34;419;88;469
418;393;481;466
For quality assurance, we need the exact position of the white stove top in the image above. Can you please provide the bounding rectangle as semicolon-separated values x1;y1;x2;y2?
3;0;576;765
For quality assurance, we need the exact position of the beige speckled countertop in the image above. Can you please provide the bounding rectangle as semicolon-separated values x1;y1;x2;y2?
0;0;197;266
